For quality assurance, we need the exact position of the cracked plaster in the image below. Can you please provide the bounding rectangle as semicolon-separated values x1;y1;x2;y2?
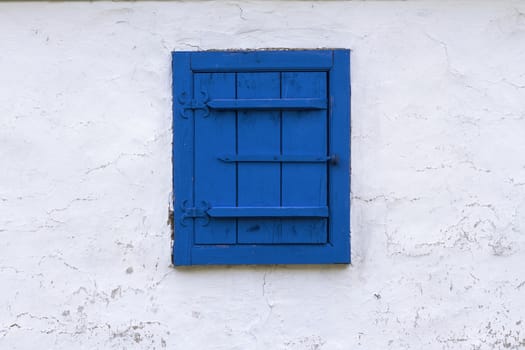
1;1;525;349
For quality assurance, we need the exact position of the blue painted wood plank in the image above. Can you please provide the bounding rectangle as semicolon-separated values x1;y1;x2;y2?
190;50;333;72
208;98;326;110
236;72;282;243
208;206;329;218
281;72;328;244
193;73;237;244
328;50;351;263
191;244;348;265
172;52;194;265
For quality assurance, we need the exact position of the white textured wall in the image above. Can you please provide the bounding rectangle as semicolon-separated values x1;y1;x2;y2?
1;1;525;349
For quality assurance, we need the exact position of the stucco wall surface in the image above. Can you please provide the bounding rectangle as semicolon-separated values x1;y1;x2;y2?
1;1;525;349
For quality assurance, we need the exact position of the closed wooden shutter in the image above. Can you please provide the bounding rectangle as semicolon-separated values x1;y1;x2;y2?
172;50;350;265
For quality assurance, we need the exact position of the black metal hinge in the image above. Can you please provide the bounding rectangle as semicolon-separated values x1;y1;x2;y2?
178;90;328;119
178;91;209;118
180;200;210;226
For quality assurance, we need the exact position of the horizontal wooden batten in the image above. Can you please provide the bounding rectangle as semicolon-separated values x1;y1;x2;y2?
207;206;329;218
217;154;336;163
208;98;326;110
189;50;334;72
191;245;347;265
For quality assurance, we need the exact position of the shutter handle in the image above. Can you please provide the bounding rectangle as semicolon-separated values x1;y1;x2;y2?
329;154;339;165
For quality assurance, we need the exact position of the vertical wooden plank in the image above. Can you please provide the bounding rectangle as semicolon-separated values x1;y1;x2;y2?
237;72;282;243
281;72;328;243
172;52;194;265
194;73;237;244
329;50;351;263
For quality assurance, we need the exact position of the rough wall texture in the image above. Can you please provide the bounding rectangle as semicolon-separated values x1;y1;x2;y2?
1;1;525;349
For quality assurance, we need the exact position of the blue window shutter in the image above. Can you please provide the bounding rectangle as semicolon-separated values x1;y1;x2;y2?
172;50;350;265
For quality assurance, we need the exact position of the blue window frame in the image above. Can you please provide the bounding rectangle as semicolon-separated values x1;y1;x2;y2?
172;50;350;265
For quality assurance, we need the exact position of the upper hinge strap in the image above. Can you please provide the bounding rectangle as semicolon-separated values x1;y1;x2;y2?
179;92;326;118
